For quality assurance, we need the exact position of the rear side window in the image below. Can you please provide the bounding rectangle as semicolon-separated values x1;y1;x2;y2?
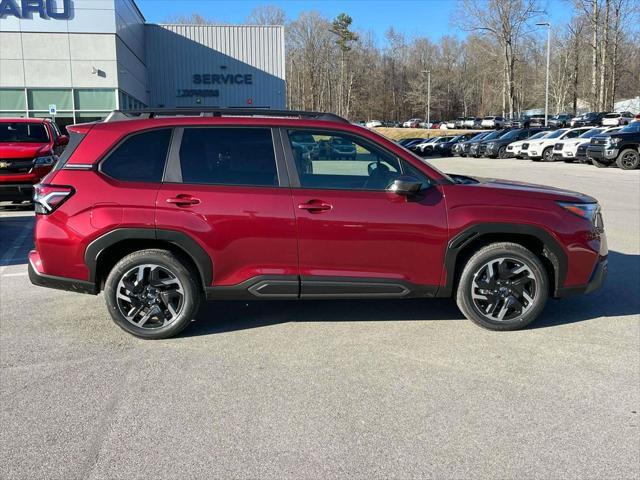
179;128;277;187
52;132;86;172
101;129;171;182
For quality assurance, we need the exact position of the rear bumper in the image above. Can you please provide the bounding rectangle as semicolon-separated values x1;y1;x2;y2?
28;251;97;295
555;256;608;297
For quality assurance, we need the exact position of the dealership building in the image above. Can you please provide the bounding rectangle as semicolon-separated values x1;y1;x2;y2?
0;0;286;130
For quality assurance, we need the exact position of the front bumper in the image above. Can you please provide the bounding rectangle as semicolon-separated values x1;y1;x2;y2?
555;256;608;297
0;184;34;201
587;145;619;161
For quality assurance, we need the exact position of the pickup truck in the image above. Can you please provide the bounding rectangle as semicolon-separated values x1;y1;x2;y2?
586;122;640;169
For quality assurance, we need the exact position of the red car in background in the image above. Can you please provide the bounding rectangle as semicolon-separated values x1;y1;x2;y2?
0;118;68;202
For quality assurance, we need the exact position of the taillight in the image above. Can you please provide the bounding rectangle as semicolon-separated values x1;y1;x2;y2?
33;184;74;214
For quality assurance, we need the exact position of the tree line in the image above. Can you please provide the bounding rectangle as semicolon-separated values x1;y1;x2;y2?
169;0;640;121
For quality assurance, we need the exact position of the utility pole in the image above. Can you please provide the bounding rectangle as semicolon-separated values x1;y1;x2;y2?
423;69;431;127
537;22;551;126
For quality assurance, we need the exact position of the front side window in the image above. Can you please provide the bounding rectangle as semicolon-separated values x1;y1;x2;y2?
101;129;171;183
287;130;429;191
179;128;277;187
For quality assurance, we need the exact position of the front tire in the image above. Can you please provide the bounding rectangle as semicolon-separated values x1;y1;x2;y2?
497;146;507;159
616;149;640;170
104;249;202;339
541;147;554;162
456;242;549;331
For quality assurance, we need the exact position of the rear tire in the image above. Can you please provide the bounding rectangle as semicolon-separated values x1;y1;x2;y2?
456;242;549;331
616;149;640;170
104;249;202;339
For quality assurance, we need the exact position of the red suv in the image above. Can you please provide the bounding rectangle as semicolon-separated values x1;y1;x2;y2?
0;118;68;202
29;109;608;339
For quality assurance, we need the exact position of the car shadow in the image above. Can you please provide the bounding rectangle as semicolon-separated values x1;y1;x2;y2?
183;250;639;337
0;212;34;267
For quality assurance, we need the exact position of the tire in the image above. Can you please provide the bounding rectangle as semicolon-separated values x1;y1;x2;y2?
541;147;554;162
104;249;202;339
456;242;549;331
591;158;610;168
615;148;640;170
497;146;507;159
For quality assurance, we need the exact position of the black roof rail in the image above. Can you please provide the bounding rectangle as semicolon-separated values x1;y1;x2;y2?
104;108;349;124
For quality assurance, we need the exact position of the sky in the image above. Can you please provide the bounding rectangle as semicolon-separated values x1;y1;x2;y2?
137;0;574;44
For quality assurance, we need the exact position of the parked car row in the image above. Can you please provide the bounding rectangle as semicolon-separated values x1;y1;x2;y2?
397;122;640;170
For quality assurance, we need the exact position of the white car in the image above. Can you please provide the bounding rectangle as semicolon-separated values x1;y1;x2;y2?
506;131;550;158
522;127;591;161
403;118;422;128
480;116;505;129
446;120;456;129
365;120;383;128
551;127;621;162
601;112;634;127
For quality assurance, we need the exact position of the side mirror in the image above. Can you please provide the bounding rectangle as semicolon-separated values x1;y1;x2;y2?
388;176;423;196
56;135;69;146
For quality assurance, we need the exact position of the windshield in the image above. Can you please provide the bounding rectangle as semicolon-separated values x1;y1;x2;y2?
546;129;568;139
604;113;619;118
469;132;488;141
0;122;49;143
498;129;521;140
482;130;506;141
529;132;548;140
580;128;604;138
619;122;640;133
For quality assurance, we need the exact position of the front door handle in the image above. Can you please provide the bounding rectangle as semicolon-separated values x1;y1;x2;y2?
298;200;332;213
166;195;200;207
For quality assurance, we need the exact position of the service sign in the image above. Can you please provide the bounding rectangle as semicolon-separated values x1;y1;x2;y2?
0;0;72;20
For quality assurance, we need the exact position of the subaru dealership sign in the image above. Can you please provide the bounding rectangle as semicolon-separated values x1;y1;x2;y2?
0;0;71;19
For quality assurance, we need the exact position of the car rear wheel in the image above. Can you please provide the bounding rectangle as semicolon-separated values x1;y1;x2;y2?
104;249;202;339
616;149;640;170
456;242;549;331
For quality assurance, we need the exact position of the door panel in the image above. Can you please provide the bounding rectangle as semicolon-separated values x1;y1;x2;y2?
292;187;448;289
156;185;297;286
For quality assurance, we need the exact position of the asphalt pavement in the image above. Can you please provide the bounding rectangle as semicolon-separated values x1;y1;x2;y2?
1;158;638;479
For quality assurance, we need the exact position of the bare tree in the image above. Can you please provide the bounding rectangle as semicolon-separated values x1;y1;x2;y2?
246;5;286;25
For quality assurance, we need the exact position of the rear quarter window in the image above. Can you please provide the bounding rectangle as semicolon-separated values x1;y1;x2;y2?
101;129;172;183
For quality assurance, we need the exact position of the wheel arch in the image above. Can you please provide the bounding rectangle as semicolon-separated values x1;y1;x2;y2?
85;228;213;291
439;223;567;298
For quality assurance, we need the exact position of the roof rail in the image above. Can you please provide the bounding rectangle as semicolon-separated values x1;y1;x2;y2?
104;108;349;124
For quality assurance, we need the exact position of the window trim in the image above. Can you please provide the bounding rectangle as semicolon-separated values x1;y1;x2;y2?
280;127;434;192
164;125;288;188
98;127;173;184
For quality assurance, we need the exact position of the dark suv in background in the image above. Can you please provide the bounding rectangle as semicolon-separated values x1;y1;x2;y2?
29;108;607;339
587;122;640;169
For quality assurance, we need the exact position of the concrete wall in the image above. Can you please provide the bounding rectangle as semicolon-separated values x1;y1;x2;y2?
146;24;286;108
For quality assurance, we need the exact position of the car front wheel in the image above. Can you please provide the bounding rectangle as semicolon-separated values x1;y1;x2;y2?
541;147;554;162
456;242;549;331
616;149;640;170
104;249;202;339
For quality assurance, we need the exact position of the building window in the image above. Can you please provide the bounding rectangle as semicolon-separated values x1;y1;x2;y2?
27;89;73;111
74;89;116;111
0;89;26;111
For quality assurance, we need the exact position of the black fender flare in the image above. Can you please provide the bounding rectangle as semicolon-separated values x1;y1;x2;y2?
438;223;567;297
84;228;213;288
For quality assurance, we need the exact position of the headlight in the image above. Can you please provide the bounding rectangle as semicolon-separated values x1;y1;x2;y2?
34;155;57;166
558;202;599;224
606;137;621;146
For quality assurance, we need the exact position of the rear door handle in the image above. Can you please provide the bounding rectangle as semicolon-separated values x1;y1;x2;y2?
166;195;200;207
298;200;332;213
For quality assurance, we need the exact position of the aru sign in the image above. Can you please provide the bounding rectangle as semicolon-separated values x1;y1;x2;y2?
0;0;71;19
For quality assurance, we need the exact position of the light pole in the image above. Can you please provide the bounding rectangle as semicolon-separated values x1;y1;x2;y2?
423;69;431;127
537;22;551;127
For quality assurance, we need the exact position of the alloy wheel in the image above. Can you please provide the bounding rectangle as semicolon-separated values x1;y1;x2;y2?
116;264;185;329
470;257;537;322
619;151;639;169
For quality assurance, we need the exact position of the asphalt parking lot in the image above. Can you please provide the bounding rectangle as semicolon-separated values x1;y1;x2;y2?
1;157;639;479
